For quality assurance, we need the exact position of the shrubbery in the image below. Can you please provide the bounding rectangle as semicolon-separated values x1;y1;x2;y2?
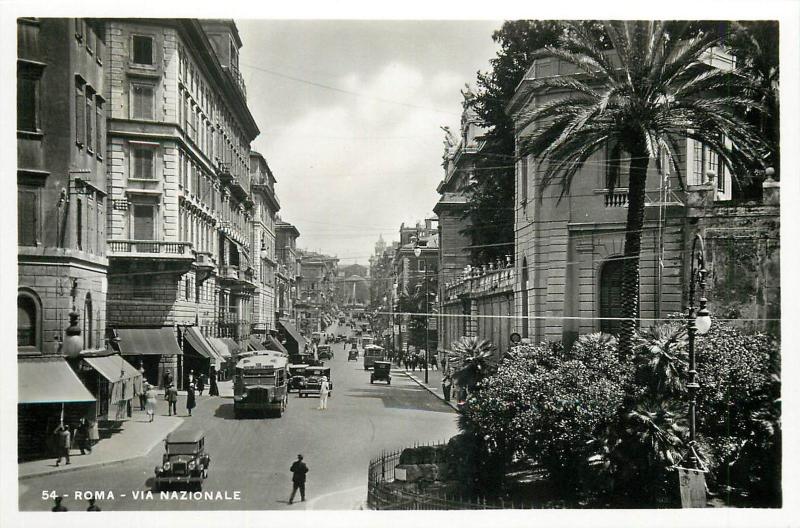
455;321;781;507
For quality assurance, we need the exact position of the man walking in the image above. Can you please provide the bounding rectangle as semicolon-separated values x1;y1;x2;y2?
289;454;308;504
166;383;178;416
76;417;91;455
318;376;330;410
53;423;71;466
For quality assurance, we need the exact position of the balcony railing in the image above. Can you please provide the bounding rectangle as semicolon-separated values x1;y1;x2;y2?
218;310;241;325
108;240;193;256
219;264;239;280
604;189;629;208
224;64;247;99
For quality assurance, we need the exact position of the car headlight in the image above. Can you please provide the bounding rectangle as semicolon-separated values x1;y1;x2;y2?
163;461;171;470
242;389;248;398
189;461;196;470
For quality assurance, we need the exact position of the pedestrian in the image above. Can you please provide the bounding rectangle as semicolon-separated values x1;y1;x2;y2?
186;383;196;416
53;423;71;466
51;496;68;511
145;384;157;422
138;366;147;411
442;374;452;402
76;417;92;455
209;369;219;397
288;454;308;504
163;370;173;390
430;354;438;371
196;374;205;396
318;376;330;410
86;498;101;511
165;383;178;416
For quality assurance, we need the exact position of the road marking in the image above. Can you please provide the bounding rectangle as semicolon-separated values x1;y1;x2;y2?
304;484;365;510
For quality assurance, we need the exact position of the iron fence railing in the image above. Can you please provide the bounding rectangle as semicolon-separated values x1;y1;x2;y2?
367;443;501;510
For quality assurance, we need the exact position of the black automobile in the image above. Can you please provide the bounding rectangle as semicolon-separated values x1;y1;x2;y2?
299;366;332;397
288;364;309;392
370;361;392;385
348;348;359;361
154;430;210;491
318;345;334;360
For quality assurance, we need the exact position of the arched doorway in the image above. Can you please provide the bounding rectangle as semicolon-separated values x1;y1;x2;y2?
599;258;624;335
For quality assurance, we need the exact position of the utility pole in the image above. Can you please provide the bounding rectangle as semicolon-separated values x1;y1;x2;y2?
424;265;429;385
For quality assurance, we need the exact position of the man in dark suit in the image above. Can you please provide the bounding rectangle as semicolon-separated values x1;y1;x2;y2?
289;454;308;504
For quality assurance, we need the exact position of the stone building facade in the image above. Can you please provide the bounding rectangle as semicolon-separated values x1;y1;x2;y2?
275;220;300;325
18;18;109;358
103;19;259;385
507;52;775;346
249;151;280;338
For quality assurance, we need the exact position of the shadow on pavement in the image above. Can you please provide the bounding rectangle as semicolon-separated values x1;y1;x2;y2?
344;387;454;413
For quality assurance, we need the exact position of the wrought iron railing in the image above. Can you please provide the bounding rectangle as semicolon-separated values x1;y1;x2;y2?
108;240;192;255
367;444;500;510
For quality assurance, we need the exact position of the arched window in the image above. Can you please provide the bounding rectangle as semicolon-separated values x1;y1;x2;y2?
521;257;529;338
18;291;41;351
599;258;624;334
83;293;93;349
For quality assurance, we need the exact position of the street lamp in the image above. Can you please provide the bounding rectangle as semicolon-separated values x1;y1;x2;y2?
678;233;711;507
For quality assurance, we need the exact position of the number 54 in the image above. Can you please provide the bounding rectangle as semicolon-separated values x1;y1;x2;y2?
42;490;58;500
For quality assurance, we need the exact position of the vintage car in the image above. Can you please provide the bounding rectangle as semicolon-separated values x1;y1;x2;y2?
288;364;309;392
370;361;392;384
363;344;386;370
311;331;324;344
348;348;359;361
317;345;334;360
298;366;332;397
154;429;210;491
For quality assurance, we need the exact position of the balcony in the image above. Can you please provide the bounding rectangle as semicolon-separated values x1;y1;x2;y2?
217;264;257;291
604;189;629;208
108;240;195;274
218;310;241;325
217;162;233;184
223;64;247;100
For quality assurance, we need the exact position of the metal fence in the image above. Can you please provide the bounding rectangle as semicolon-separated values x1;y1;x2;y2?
367;443;502;510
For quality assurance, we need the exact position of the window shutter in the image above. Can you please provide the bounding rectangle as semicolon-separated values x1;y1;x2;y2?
18;190;38;246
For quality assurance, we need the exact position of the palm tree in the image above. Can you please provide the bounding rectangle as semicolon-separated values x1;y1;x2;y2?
448;336;498;392
635;322;688;397
517;21;769;356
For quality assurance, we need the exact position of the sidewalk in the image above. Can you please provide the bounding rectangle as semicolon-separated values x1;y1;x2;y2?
399;365;458;412
19;411;183;480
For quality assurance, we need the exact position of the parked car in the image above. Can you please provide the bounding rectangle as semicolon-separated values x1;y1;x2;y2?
298;366;332;397
370;361;392;385
154;430;210;491
318;345;334;360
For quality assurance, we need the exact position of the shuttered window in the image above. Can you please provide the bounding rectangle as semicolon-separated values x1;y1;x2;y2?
131;84;154;120
599;258;624;335
18;189;38;246
132;146;155;179
132;35;153;65
133;204;155;240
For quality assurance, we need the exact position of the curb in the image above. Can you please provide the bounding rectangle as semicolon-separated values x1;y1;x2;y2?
403;372;459;412
19;418;184;481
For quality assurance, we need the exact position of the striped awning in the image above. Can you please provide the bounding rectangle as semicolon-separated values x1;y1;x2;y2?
115;327;182;356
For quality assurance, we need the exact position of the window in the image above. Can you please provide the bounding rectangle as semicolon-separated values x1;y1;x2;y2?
519;156;528;203
599;258;625;335
132;204;155;240
95;98;104;159
687;135;726;187
18;189;38;246
85;88;94;152
418;259;426;272
76;198;83;250
18;293;39;350
74;18;84;41
75;80;85;146
521;257;529;338
17;75;39;131
606;143;630;189
132;35;153;65
131;146;155;179
131;83;154;120
83;294;93;349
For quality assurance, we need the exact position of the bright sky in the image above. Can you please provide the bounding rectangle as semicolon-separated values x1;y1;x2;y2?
237;20;502;265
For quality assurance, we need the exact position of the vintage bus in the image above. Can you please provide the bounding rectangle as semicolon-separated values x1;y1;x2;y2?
363;344;386;370
233;352;289;418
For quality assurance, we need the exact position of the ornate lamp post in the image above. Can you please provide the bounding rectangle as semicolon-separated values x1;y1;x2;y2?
678;233;712;507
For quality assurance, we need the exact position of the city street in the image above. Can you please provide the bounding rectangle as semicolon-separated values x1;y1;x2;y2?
19;328;458;511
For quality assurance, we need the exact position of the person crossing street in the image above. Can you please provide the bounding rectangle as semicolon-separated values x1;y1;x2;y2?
318;376;330;410
288;454;308;504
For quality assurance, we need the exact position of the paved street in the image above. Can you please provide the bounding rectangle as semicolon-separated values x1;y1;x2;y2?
19;328;458;511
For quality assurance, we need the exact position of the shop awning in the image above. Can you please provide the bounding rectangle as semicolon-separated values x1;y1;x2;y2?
19;357;96;404
248;335;267;351
265;335;289;354
82;354;141;384
183;327;216;360
278;320;306;348
207;337;231;359
115;328;182;356
221;338;241;356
